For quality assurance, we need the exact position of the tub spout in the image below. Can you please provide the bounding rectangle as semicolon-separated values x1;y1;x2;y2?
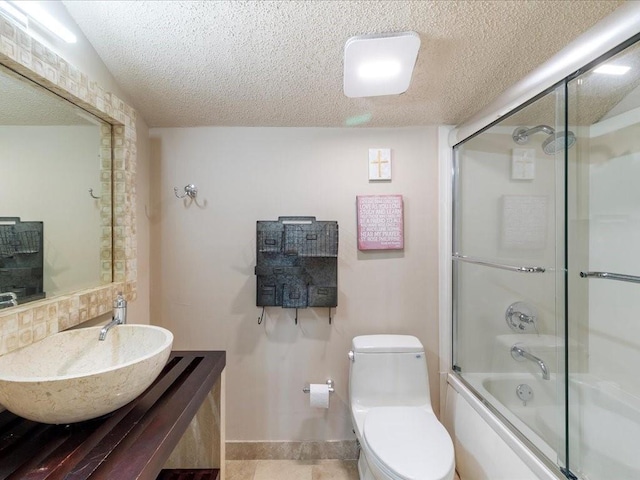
511;344;550;380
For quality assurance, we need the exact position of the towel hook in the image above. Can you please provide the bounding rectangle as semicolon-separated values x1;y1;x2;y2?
174;184;198;199
88;188;100;199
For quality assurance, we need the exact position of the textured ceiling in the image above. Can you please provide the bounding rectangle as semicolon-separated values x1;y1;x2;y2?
61;0;625;128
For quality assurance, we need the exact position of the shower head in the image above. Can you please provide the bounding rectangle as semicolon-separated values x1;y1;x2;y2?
512;125;576;155
541;130;576;155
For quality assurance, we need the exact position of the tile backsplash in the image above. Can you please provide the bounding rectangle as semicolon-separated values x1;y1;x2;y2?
0;283;122;356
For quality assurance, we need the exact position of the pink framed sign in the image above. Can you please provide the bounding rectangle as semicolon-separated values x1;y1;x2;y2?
356;195;404;250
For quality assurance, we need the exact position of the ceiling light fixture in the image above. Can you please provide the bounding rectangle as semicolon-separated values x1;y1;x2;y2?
358;60;402;80
11;1;77;43
343;31;421;98
593;64;630;75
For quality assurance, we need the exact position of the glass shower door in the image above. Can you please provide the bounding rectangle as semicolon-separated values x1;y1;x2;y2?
566;37;640;479
452;86;567;471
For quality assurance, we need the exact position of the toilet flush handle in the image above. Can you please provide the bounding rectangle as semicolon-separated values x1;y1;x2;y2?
348;351;355;362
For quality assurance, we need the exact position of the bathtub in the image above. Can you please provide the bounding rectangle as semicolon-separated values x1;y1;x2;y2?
462;372;640;479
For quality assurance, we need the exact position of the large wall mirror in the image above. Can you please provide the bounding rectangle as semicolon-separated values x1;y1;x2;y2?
0;64;112;310
0;14;136;353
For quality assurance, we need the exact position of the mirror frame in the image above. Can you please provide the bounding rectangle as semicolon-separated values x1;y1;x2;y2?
0;15;137;355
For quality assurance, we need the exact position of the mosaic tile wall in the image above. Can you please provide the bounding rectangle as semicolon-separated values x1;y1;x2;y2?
0;14;137;354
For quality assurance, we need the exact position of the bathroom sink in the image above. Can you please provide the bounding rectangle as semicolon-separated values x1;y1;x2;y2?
0;324;173;424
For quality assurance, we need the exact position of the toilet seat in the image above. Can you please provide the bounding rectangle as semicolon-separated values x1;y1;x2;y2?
363;406;455;480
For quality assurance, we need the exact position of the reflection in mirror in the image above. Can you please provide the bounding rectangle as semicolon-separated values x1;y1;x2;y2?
0;64;111;310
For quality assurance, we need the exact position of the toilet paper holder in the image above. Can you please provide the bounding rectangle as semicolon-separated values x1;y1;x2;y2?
303;379;334;394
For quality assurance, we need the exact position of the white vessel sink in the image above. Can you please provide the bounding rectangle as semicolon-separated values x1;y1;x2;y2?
0;324;173;424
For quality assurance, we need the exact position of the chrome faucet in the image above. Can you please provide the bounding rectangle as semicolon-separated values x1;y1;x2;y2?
505;302;538;333
0;292;18;309
99;293;127;341
511;344;550;380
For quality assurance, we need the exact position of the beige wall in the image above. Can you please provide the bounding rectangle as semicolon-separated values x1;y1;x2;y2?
149;126;439;441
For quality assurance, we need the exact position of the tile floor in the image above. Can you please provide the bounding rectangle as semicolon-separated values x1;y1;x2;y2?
226;460;461;480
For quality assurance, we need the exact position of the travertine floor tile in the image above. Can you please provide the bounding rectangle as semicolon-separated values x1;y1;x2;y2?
226;460;258;480
253;459;313;480
311;459;359;480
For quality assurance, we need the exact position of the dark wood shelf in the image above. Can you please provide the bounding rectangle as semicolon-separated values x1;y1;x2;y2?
0;350;226;480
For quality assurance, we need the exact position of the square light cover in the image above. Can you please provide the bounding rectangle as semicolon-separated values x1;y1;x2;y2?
344;31;421;98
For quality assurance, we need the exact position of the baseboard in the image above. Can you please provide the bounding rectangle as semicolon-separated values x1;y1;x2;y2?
226;440;358;460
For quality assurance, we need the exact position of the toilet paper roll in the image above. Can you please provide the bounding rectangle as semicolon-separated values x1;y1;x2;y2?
309;383;330;409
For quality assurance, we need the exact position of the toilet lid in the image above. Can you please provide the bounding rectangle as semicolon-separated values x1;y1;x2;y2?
364;407;454;480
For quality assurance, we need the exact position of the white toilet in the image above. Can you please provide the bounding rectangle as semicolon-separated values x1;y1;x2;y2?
348;335;455;480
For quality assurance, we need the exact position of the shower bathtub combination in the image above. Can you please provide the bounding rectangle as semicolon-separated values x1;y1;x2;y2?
447;6;640;479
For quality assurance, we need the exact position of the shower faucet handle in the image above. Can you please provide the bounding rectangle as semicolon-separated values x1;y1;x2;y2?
514;311;535;324
506;301;538;333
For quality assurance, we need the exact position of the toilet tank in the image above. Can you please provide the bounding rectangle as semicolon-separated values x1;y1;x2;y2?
349;335;432;408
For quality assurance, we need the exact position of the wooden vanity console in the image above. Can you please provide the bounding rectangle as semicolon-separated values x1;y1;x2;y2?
0;351;226;480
